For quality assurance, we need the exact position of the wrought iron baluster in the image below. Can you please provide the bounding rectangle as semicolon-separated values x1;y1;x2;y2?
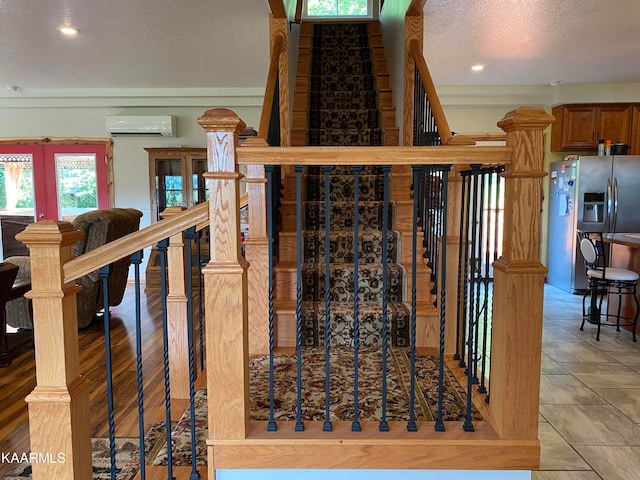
294;165;305;433
131;251;146;480
472;169;486;386
322;164;332;433
99;264;117;480
195;228;205;372
464;165;482;432
352;165;362;433
266;165;278;432
184;226;200;480
379;165;391;433
435;165;451;432
407;165;419;433
455;172;471;367
157;239;174;477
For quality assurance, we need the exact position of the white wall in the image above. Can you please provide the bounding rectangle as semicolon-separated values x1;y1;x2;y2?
0;93;263;232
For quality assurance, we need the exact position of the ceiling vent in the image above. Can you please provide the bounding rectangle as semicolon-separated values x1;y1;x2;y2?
106;115;176;137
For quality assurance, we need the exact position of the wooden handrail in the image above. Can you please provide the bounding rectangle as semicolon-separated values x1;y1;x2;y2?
237;144;512;165
294;0;303;24
409;39;453;143
268;0;287;18
258;34;285;139
63;202;209;284
406;0;427;16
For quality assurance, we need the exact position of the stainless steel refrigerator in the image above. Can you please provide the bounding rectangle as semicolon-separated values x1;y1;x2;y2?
547;155;640;293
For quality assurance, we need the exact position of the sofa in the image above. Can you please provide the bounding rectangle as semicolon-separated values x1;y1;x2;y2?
5;208;143;329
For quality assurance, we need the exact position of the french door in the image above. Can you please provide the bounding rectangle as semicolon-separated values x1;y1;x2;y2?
0;143;109;221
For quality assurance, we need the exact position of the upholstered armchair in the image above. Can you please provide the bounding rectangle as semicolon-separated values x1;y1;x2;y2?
5;208;143;329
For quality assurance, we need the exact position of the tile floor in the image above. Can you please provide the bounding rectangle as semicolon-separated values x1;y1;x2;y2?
534;284;640;480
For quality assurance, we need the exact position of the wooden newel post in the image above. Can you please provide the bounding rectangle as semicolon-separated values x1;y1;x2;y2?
19;221;91;480
197;108;249;476
491;107;554;443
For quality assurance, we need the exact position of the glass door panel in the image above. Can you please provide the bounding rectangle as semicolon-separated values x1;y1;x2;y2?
0;150;37;259
55;153;99;221
0;153;36;217
154;158;183;219
192;158;208;206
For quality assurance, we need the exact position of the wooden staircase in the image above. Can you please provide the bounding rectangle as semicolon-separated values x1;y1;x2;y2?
276;21;438;349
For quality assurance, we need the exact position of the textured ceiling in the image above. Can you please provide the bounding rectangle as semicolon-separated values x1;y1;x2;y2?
422;0;640;86
0;0;639;94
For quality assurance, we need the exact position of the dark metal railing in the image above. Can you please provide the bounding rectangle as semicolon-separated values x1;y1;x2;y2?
415;165;449;301
413;64;442;147
454;165;505;408
99;228;207;479
264;163;453;432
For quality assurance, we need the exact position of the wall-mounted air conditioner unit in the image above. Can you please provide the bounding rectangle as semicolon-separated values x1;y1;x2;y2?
106;115;176;137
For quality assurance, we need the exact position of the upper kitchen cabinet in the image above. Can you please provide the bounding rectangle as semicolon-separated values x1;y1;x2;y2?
631;106;640;156
551;104;632;151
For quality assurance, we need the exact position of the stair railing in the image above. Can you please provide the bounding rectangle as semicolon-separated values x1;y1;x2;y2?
21;105;553;479
258;16;290;147
20;202;209;479
407;38;453;146
204;106;554;474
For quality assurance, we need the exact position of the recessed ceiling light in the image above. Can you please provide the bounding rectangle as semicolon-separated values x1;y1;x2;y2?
59;26;80;35
471;65;485;72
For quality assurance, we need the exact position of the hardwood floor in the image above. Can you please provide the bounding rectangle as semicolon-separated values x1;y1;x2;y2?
0;283;183;477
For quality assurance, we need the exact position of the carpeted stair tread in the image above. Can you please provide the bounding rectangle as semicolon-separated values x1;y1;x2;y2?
308;108;379;130
301;301;411;347
305;172;385;201
300;262;406;303
309;90;377;110
307;128;382;146
281;230;401;264
310;74;375;92
302;199;394;230
311;60;372;76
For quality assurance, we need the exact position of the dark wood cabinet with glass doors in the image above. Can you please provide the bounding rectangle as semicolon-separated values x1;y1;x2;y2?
146;147;208;223
145;147;208;291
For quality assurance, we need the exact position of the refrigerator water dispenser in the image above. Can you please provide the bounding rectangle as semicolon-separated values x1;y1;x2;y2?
583;192;605;223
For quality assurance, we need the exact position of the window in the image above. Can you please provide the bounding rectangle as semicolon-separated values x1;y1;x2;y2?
306;0;371;18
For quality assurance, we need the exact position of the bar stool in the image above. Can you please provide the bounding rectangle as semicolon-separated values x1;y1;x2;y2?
578;231;639;342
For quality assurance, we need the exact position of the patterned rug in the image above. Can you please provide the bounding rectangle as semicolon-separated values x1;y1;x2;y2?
2;437;148;480
4;349;480;478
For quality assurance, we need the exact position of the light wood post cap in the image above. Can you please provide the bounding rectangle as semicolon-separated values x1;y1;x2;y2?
197;108;247;133
497;107;555;132
160;205;187;219
16;220;83;247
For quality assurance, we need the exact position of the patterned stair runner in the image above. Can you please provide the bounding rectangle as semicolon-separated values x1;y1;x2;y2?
300;22;409;347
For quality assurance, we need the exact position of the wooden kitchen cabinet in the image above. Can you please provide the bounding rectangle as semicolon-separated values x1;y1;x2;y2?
631;105;640;155
551;103;632;151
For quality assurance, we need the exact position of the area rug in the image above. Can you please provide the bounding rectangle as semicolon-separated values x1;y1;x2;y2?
5;349;480;478
2;437;148;480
